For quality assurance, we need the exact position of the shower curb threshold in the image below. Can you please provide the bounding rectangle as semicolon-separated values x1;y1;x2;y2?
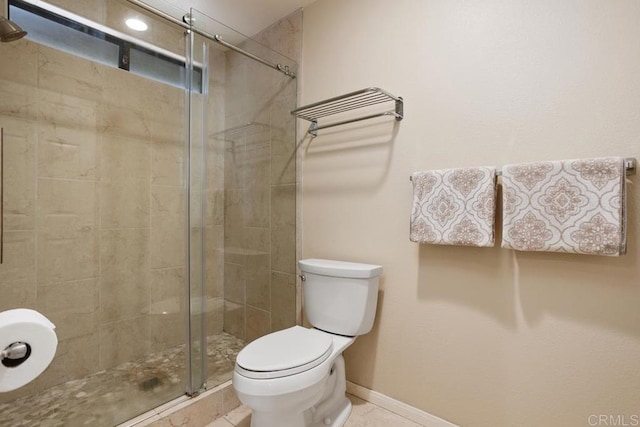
117;381;233;427
120;380;458;427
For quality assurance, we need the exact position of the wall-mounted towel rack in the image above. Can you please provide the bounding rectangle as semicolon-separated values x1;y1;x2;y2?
291;87;403;137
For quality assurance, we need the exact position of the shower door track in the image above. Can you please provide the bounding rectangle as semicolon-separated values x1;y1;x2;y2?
125;0;296;78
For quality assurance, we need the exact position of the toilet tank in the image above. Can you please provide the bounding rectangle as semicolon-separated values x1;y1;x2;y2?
299;259;382;337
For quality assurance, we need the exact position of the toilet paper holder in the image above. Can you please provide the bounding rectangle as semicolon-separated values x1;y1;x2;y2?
1;342;31;367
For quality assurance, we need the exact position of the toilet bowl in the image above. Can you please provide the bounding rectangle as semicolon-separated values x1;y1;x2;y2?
233;326;354;427
232;259;382;427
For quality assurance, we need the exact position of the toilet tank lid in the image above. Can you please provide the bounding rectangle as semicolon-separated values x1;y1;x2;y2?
299;259;383;279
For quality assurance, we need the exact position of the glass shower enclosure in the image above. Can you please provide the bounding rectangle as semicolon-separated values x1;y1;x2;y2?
0;0;298;425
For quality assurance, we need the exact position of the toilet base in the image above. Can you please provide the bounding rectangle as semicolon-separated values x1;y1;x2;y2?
309;396;351;427
249;396;351;427
250;411;306;427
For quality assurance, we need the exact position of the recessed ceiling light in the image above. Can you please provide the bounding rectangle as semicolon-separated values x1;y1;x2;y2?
126;18;148;32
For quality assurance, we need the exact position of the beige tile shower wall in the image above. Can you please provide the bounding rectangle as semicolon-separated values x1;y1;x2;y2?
0;39;187;402
222;11;301;342
301;1;640;427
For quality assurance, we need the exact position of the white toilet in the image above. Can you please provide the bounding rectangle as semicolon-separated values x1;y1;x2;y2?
232;258;382;427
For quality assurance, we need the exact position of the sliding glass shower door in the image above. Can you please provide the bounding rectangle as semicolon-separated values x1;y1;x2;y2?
187;8;299;389
0;0;191;424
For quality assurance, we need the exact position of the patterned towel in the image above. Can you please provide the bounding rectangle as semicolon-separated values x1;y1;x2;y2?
501;157;626;256
410;167;497;247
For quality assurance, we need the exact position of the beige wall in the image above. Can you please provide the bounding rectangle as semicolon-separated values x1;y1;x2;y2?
301;1;640;426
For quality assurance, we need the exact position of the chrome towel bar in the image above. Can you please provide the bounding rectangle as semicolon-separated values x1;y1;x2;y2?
409;158;637;181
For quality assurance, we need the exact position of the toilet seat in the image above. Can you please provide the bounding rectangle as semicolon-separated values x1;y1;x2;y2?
235;326;334;379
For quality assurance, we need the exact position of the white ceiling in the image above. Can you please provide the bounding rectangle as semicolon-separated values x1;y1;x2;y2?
144;0;316;37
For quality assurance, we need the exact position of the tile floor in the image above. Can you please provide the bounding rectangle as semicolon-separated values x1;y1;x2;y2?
206;395;424;427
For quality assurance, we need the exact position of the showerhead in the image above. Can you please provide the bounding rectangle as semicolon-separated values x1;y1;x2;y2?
0;16;27;42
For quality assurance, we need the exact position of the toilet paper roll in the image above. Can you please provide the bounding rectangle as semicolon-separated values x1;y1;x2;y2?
0;309;57;392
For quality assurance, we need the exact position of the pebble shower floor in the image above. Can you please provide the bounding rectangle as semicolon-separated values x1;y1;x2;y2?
0;333;244;427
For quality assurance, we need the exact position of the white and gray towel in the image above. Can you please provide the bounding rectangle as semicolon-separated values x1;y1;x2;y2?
410;167;497;247
501;157;626;256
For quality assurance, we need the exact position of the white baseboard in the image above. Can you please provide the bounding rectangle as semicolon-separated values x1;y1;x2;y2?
346;381;457;427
